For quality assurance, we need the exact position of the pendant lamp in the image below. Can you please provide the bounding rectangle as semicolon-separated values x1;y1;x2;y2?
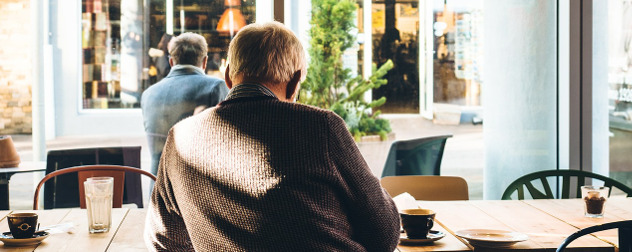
216;0;246;37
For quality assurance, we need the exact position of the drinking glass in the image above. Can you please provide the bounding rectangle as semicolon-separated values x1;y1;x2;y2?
581;185;609;218
84;177;113;233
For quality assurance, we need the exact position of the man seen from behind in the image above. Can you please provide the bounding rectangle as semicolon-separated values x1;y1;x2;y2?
144;22;400;252
141;32;228;176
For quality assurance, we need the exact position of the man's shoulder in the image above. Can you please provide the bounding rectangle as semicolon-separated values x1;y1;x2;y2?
270;101;344;124
148;74;225;91
172;72;223;82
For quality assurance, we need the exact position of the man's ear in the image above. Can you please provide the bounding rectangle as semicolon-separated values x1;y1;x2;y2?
285;70;302;100
201;55;208;70
224;65;233;89
169;57;175;67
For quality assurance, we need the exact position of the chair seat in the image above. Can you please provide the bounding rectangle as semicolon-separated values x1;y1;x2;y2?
381;175;469;201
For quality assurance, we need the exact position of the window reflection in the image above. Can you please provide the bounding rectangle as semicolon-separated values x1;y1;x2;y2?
81;0;256;109
608;0;632;185
433;2;482;106
372;0;420;113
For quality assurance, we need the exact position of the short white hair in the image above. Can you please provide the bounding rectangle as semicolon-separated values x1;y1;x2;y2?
169;32;208;66
227;21;306;85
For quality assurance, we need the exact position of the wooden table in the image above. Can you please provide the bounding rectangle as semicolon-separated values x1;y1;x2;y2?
0;198;629;251
0;208;146;251
397;198;632;252
0;162;46;210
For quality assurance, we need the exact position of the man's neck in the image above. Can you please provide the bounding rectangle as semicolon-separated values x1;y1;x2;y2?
173;64;204;71
234;78;289;102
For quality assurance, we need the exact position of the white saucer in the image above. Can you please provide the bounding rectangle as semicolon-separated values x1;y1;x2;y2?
455;229;528;248
0;231;50;246
400;230;446;245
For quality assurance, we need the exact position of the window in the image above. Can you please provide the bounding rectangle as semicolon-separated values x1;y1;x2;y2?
608;0;632;186
80;0;256;109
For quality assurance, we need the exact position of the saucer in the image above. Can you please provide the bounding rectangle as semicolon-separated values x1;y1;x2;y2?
0;231;50;246
455;229;528;248
399;230;445;245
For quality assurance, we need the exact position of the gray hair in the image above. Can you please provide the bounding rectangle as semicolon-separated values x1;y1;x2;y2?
169;32;208;66
227;21;306;85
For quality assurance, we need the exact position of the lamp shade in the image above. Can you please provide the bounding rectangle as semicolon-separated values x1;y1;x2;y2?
216;8;246;34
224;0;241;6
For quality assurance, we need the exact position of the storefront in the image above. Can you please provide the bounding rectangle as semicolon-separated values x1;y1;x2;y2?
30;0;632;198
355;0;483;118
48;0;489;137
49;0;281;136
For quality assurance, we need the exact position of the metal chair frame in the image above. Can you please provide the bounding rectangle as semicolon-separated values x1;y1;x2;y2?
381;134;452;177
502;169;632;200
33;165;156;210
556;220;632;252
44;146;143;209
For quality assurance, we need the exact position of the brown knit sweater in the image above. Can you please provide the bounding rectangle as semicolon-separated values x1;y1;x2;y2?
144;87;400;251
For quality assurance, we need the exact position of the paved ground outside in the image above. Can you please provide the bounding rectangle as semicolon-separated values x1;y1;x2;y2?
7;115;484;210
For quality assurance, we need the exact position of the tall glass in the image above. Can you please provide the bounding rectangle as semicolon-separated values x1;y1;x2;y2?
84;177;113;233
581;185;610;218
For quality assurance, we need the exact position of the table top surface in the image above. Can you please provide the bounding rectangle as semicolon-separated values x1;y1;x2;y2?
0;162;46;174
397;198;631;252
0;198;627;251
0;208;146;251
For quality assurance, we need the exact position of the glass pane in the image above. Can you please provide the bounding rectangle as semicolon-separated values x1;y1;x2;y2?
608;0;632;187
372;0;420;113
81;0;129;109
432;1;483;107
80;0;256;109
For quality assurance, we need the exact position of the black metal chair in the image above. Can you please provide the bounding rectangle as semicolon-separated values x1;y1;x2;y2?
501;169;632;200
381;135;452;177
44;146;144;209
557;220;632;252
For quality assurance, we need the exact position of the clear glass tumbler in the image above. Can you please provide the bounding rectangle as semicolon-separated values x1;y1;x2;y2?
581;185;610;218
84;177;113;233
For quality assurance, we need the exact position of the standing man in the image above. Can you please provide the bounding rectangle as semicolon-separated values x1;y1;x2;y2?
145;22;400;251
141;32;228;176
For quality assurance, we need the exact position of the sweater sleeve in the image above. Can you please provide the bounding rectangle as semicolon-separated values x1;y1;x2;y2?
326;112;401;252
144;131;195;251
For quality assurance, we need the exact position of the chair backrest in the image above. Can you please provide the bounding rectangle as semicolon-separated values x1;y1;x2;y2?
557;220;632;252
380;175;469;201
45;147;143;209
381;135;452;178
502;169;632;200
33;165;156;210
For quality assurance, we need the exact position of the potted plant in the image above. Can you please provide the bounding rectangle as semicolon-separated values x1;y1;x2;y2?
299;0;394;142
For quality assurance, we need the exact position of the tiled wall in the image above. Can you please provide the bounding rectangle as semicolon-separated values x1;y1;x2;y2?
0;0;32;134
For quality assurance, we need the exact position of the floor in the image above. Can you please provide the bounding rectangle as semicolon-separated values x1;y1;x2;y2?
7;115;484;210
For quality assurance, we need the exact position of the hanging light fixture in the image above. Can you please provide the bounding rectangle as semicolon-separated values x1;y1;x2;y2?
216;0;246;37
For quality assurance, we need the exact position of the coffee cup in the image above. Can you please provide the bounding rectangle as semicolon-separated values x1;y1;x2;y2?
7;213;38;239
400;209;435;239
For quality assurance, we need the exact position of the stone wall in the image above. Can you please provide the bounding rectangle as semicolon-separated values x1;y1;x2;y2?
0;0;32;134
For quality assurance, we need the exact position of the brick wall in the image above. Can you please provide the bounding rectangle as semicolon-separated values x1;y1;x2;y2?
0;0;32;134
